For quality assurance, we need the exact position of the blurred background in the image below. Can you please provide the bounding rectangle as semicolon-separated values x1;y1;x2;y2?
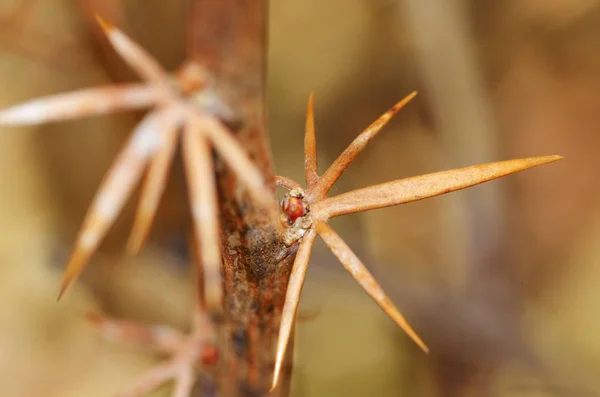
0;0;598;396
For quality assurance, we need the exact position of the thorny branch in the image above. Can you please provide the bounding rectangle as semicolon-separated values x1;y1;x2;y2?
0;2;563;397
187;1;296;396
0;3;287;395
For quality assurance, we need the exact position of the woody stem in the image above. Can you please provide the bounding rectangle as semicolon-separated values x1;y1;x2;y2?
187;1;296;396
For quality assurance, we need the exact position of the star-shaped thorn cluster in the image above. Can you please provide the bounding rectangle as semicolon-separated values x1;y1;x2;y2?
0;16;279;313
270;91;562;389
86;308;216;397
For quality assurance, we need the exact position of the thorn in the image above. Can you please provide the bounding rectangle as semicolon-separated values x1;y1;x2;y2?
127;119;180;255
198;114;280;217
315;221;429;353
315;155;564;219
56;110;165;300
272;229;317;391
57;248;89;301
125;212;150;255
183;119;223;314
95;15;168;84
304;92;319;188
56;276;72;301
313;91;418;198
116;361;175;396
274;175;302;191
0;84;158;126
95;14;114;33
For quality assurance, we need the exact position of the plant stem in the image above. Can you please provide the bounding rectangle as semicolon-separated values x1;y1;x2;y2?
187;1;295;396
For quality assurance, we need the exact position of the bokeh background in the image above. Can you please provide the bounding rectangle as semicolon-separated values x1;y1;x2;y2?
0;0;598;396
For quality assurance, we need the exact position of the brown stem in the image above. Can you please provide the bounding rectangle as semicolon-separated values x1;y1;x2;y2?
187;1;295;396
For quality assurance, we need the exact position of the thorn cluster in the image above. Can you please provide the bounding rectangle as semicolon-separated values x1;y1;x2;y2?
0;16;279;312
270;92;562;389
86;310;215;397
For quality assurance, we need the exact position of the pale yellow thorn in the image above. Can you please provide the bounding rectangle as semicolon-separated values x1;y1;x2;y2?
95;14;167;84
57;110;167;299
304;92;319;188
198;114;280;216
183;119;223;313
94;14;114;33
172;367;195;397
315;155;563;219
315;221;428;353
126;116;181;254
85;312;183;352
116;361;175;396
0;84;158;126
312;91;418;199
271;229;317;391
